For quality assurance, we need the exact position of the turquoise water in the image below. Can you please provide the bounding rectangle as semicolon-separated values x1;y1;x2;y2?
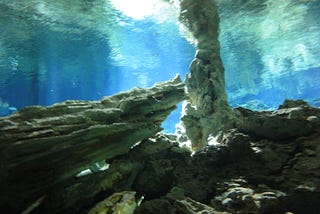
218;0;320;109
0;0;195;132
1;0;320;133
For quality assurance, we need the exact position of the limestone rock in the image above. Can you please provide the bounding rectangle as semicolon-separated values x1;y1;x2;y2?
211;178;286;214
236;99;320;140
56;121;319;213
0;75;185;213
1;73;319;214
88;191;136;214
174;197;230;214
179;0;234;150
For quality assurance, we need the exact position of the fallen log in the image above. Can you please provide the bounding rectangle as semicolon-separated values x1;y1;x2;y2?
0;75;186;212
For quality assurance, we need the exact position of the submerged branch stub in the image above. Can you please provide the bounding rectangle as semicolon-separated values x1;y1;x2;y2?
0;75;186;213
178;0;234;149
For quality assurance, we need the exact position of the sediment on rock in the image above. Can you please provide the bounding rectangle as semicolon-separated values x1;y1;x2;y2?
82;101;319;214
235;99;320;140
178;0;235;150
0;75;186;213
133;101;320;214
1;98;319;213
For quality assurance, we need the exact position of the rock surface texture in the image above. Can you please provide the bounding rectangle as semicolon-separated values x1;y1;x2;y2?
0;76;186;213
107;101;320;214
179;0;235;150
0;88;319;214
41;99;317;214
0;0;319;213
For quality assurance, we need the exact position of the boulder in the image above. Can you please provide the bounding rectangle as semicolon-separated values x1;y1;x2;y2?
236;100;320;140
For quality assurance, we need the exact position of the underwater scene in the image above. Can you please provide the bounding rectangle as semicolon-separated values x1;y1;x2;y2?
1;0;319;132
0;0;320;213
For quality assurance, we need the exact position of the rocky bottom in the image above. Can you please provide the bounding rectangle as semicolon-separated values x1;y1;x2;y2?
1;96;320;214
80;100;320;213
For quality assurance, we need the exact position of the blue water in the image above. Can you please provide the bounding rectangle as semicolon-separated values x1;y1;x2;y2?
0;2;195;133
1;0;320;133
219;0;320;110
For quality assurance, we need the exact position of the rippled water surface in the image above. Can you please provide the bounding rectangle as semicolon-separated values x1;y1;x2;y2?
1;0;320;133
218;0;320;109
0;0;195;132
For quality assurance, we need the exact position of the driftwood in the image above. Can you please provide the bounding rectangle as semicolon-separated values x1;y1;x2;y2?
0;75;186;212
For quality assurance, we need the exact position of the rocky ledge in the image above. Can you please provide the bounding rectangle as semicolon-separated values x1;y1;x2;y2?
1;81;320;214
0;75;186;213
108;100;319;214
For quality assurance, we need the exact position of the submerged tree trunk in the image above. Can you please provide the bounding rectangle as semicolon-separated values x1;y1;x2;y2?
0;75;186;213
179;0;236;149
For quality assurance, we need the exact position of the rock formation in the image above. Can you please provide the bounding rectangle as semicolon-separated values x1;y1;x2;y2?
92;100;319;214
0;75;186;213
32;99;317;213
179;0;235;149
0;0;319;214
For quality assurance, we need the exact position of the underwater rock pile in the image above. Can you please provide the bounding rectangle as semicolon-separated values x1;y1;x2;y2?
1;0;319;213
0;89;319;213
0;75;186;213
106;100;320;214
